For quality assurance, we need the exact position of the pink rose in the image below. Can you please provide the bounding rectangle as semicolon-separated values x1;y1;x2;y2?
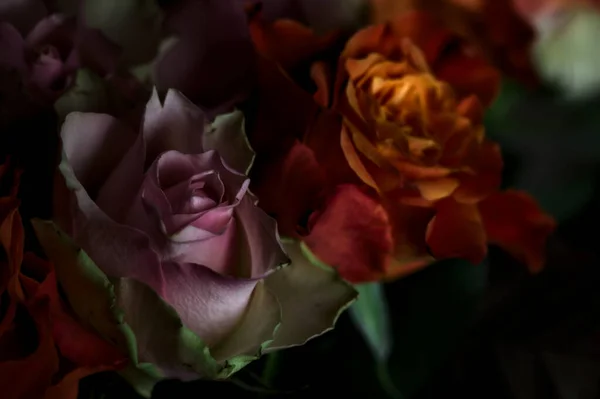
51;89;356;383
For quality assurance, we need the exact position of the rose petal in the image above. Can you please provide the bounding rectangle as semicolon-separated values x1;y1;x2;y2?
243;55;318;155
453;140;503;204
203;110;255;175
209;280;280;362
143;89;205;164
0;22;26;71
159;261;261;349
60;112;138;198
58;157;164;290
114;277;221;380
426;198;487;264
264;239;357;350
154;0;255;111
248;11;339;70
0;0;47;35
478;190;556;273
31;219;139;357
82;0;162;66
250;140;326;237
304;184;394;283
135;151;246;239
0;299;59;399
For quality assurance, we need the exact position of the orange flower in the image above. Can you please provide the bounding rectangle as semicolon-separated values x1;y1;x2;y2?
245;5;555;282
371;0;539;88
0;162;126;399
341;41;501;205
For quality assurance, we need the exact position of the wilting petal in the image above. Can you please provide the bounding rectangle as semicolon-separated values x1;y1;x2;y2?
478;190;556;273
304;184;394;283
60;112;138;197
426;198;487;264
264;239;357;350
250;140;326;237
203;110;255;174
154;0;255;111
143;89;205;163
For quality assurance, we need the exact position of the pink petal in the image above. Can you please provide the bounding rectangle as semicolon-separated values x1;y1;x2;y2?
94;133;146;221
27;47;67;98
142;89;205;164
60;112;139;197
159;261;262;348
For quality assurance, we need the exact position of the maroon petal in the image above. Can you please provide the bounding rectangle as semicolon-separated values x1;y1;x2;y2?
154;0;256;111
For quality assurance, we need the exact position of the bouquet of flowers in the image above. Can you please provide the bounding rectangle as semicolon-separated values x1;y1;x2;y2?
5;0;595;397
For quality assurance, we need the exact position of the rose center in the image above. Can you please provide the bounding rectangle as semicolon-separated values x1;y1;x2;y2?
162;171;225;215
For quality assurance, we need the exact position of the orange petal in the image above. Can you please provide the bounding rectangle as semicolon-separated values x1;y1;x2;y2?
453;140;503;204
426;198;487;264
478;190;556;273
416;177;460;201
340;122;381;191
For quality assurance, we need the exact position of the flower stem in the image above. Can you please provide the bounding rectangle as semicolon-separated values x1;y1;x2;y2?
262;351;281;389
377;361;405;399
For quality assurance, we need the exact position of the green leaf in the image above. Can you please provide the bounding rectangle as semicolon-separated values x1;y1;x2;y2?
349;282;392;363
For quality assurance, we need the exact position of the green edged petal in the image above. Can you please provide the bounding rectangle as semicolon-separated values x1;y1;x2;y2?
263;239;357;352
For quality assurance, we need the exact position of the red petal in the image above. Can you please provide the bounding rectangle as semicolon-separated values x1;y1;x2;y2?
426;198;487;264
250;141;326;237
244;56;319;155
248;11;339;69
0;295;59;399
304;184;394;283
478;190;556;273
453;140;503;204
